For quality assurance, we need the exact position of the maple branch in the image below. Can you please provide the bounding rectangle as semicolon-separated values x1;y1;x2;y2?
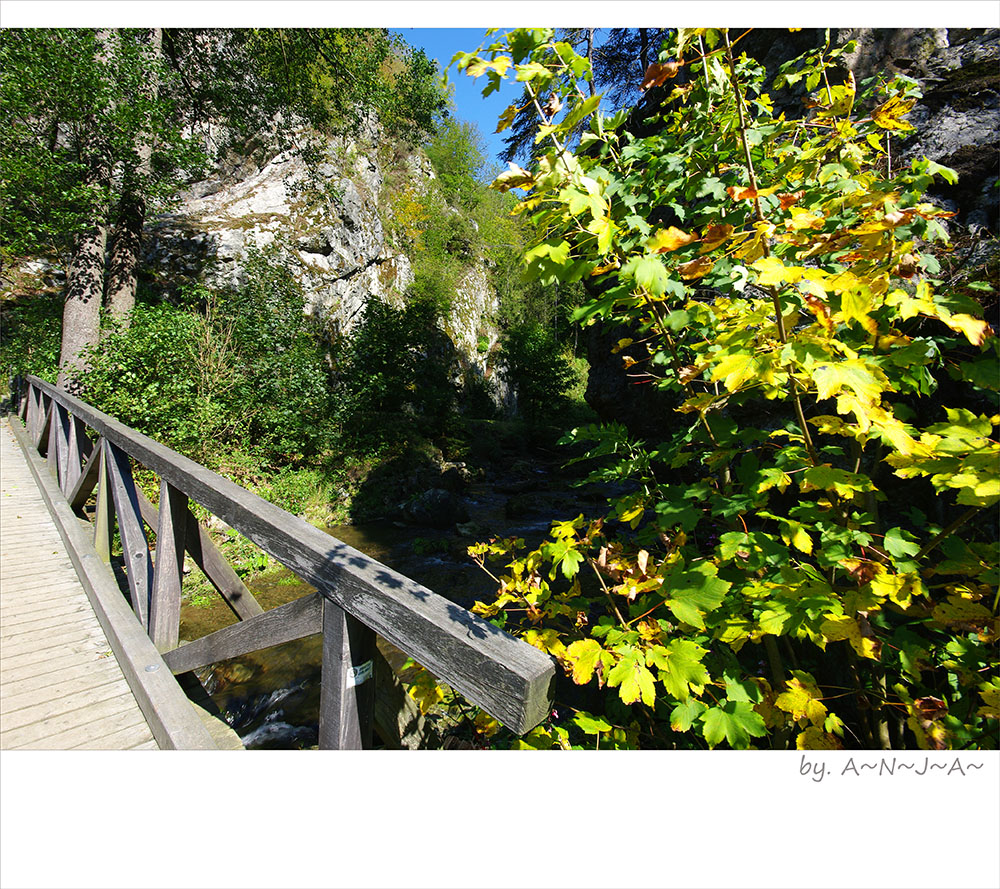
723;29;821;467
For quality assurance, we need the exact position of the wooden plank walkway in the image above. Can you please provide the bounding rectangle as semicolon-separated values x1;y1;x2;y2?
0;422;158;749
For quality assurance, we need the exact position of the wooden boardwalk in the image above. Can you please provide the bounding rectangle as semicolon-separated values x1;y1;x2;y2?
0;422;159;749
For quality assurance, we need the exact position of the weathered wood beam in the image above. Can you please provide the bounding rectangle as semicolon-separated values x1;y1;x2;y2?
105;441;154;628
68;436;103;513
45;401;59;470
162;592;322;674
93;443;115;563
149;481;187;653
65;415;93;498
373;648;438;750
54;403;72;494
26;386;42;442
319;599;376;749
16;378;28;420
131;487;264;621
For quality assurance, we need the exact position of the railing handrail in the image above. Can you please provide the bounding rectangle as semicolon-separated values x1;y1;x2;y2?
17;375;556;745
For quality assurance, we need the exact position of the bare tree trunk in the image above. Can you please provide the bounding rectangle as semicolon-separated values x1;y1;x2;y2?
105;27;162;325
57;155;110;390
57;29;115;391
104;185;145;324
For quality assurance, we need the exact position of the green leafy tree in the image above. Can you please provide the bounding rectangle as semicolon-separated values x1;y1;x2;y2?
425;117;489;208
333;298;455;447
501;320;577;420
456;27;998;750
1;28;447;388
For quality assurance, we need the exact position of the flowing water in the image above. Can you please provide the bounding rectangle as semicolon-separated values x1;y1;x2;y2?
181;461;610;748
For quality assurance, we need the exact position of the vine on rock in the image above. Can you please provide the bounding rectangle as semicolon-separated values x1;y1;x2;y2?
444;27;997;750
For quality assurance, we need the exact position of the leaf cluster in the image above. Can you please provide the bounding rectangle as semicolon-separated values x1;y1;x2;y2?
453;27;998;750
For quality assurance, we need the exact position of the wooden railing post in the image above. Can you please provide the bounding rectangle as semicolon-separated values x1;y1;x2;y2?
35;393;53;454
15;376;28;420
93;442;116;563
53;403;72;493
65;415;91;495
25;384;40;441
105;441;154;628
149;481;187;652
319;597;376;749
45;401;59;467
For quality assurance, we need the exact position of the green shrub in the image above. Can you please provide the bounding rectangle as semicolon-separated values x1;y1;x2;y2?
333;298;456;446
78;250;331;467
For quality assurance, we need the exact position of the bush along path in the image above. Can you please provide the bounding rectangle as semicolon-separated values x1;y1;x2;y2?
430;27;1000;750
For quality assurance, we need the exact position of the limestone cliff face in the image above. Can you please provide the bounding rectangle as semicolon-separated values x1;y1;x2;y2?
741;28;999;229
143;127;504;396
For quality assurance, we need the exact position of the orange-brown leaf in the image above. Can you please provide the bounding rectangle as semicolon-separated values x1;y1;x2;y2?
699;223;735;252
641;61;681;90
727;185;759;201
778;190;805;209
804;293;833;333
677;256;715;280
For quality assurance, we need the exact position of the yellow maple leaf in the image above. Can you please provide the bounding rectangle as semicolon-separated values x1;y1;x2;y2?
976;682;1000;720
785;207;825;231
812;359;888;404
776;673;828;726
752;256;805;287
871;95;916;131
821;616;882;660
711;352;758;392
931;597;992;627
870;570;927;609
523;628;567;658
943;313;994;346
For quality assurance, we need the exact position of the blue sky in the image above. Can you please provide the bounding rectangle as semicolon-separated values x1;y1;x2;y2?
393;28;526;173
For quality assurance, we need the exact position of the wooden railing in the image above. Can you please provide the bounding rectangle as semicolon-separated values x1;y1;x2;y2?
12;375;555;748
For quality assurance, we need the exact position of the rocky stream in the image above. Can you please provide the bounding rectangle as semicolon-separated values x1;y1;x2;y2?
177;444;610;749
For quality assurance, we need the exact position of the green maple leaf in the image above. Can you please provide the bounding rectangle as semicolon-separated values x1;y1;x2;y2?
647;639;711;700
607;648;656;706
702;701;768;749
662;562;731;629
670;698;708;732
573;711;612;734
623;254;669;298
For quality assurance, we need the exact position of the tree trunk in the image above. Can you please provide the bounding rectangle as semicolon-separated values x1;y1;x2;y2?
56;29;117;391
104;186;145;324
57;153;110;391
105;28;162;325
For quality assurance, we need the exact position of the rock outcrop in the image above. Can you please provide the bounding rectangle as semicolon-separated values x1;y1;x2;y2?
741;28;999;229
143;126;506;403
